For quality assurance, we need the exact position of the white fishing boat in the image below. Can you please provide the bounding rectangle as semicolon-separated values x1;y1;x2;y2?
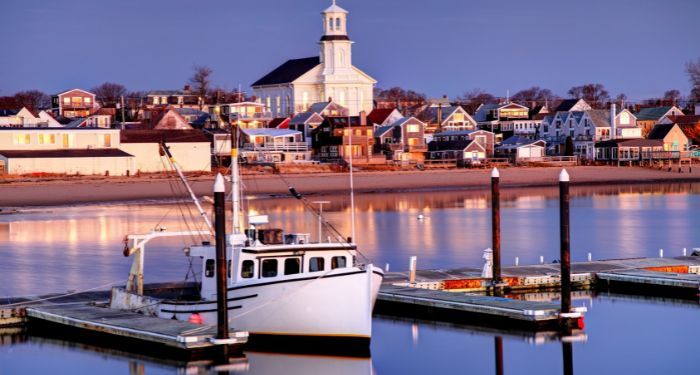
110;131;383;347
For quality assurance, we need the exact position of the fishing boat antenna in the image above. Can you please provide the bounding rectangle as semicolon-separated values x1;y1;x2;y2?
348;115;356;242
231;123;242;234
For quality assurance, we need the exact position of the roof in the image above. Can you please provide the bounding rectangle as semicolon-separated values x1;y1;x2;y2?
635;106;674;121
63;118;88;128
665;115;700;125
251;57;320;87
501;136;545;146
323;2;348;13
268;117;290;129
435;130;477;137
596;139;664;148
0;109;19;116
555;99;590;112
174;108;210;126
367;108;396;125
374;125;395;137
647;124;675;139
418;106;465;124
586;109;611;128
241;128;300;137
290;111;323;124
428;139;473;152
120;130;210;143
309;102;331;114
0;149;132;158
324;116;361;128
146;90;197;96
54;88;95;97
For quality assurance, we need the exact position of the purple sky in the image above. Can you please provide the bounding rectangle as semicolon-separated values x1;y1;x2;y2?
2;0;699;101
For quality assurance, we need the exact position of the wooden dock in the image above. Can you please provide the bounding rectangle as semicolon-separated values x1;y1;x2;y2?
25;304;247;355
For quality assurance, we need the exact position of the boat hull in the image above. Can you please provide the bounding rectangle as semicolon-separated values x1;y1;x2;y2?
152;266;383;340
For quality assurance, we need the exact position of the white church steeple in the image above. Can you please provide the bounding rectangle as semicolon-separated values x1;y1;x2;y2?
320;0;353;75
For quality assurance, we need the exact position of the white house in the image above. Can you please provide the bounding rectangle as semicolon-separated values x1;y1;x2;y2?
251;1;376;117
119;130;211;173
0;108;62;128
0;128;131;176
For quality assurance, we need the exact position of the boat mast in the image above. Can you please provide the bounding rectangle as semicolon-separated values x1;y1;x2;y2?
348;116;356;242
231;124;242;234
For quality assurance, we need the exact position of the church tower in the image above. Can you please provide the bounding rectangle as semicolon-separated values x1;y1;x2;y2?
319;0;353;76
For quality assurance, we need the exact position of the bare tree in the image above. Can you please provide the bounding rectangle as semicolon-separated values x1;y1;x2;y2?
614;93;628;108
686;58;700;102
567;83;610;109
510;86;559;106
456;88;497;113
663;89;681;105
13;90;50;111
189;65;213;106
92;82;127;107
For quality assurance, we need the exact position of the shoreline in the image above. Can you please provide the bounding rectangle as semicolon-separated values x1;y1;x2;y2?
1;166;698;207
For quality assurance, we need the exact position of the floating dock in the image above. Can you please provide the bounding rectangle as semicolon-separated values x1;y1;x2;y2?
376;284;582;329
376;255;700;329
25;303;247;357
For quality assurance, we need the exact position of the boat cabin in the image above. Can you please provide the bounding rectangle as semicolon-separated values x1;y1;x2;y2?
188;229;358;300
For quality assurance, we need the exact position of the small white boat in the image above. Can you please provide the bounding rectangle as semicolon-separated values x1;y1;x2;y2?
111;133;383;348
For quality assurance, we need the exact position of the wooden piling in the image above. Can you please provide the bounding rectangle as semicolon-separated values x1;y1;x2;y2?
491;168;502;291
559;169;571;314
213;174;229;341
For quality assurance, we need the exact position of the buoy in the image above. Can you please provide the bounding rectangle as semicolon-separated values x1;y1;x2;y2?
417;214;424;220
576;316;585;330
188;313;203;324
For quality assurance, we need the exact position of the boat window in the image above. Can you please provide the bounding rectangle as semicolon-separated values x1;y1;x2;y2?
227;260;231;278
261;259;278;278
205;259;215;278
309;257;325;272
284;258;301;275
331;256;347;269
241;260;254;278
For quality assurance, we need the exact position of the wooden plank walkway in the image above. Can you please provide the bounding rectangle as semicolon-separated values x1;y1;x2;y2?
25;304;247;351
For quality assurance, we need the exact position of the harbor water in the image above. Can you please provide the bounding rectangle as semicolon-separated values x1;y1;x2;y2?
1;182;699;374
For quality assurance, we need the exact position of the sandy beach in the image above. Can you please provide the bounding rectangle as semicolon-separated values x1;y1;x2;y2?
0;166;698;207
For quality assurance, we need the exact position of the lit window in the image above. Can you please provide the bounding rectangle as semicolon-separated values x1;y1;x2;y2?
331;256;347;269
284;258;301;275
261;259;278;278
13;134;31;145
103;134;111;147
407;124;419;133
241;260;254;278
63;97;70;104
309;257;325;272
84;97;92;104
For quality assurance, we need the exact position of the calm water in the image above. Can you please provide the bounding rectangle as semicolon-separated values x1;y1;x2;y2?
1;183;699;374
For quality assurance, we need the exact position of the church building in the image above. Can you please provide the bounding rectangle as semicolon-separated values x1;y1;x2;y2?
251;1;376;117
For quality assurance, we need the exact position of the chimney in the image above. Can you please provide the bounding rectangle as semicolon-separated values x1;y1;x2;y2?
360;110;367;126
610;103;617;140
184;84;191;92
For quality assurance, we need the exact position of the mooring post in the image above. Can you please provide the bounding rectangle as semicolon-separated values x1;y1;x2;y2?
409;256;417;283
562;341;574;375
491;168;502;293
559;169;572;314
214;173;230;341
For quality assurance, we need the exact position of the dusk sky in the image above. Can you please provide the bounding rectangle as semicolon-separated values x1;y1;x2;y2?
2;0;699;101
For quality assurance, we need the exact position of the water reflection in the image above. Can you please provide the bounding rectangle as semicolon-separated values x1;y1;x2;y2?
1;183;699;297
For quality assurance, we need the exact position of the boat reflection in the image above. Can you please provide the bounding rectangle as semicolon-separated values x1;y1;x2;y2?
0;330;374;375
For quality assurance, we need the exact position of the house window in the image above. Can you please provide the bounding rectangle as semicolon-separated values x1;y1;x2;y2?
309;257;325;272
13;134;31;145
84;97;92;105
284;258;301;275
39;134;56;145
205;259;215;278
336;17;341;29
261;259;278;278
328;18;333;31
71;97;82;105
62;97;70;105
103;134;112;147
331;256;347;269
407;124;420;133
